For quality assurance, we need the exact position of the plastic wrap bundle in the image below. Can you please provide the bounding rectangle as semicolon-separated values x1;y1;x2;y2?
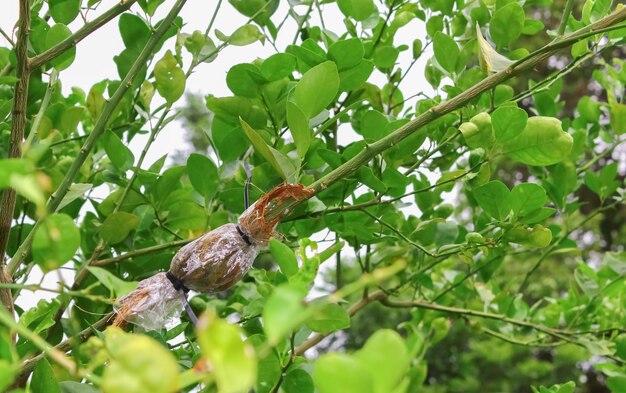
113;183;313;330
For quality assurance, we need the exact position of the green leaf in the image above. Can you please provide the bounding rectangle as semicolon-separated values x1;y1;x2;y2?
510;183;546;217
328;38;364;70
372;46;399;70
102;328;180;393
357;167;387;193
338;60;374;91
226;63;263;97
610;102;626;134
32;213;80;272
490;3;525;47
59;381;101;393
88;266;137;297
119;13;151;52
574;262;599;297
294;61;340;118
433;32;459;73
103;130;135;171
187;153;219;199
287;101;312;159
57;183;92;210
262;285;307;344
355;330;410;393
49;0;80;24
99;212;140;244
218;25;264;46
32;358;61;393
314;353;374;393
492;106;528;142
19;299;61;335
459;112;494;149
261;53;297;80
45;24;75;70
197;311;257;393
306;303;350;334
502;117;573;166
241;118;296;180
473;180;511;220
283;369;314;393
269;238;298;277
0;360;17;393
154;50;186;103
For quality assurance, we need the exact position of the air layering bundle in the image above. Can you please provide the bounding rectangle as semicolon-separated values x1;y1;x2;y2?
112;183;313;330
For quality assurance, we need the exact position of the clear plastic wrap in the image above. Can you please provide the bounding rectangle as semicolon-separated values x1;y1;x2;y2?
113;183;313;330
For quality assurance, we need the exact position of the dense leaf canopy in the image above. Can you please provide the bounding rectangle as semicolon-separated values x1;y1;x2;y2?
0;0;626;392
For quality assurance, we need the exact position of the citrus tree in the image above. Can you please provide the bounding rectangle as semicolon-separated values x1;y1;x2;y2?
1;0;626;392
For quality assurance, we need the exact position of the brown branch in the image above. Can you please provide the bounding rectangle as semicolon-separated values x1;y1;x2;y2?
0;0;31;318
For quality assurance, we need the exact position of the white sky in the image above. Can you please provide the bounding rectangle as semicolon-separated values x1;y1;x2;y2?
1;0;435;310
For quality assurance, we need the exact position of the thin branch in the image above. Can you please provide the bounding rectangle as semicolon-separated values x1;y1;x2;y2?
0;27;15;47
29;0;138;69
7;0;189;276
23;70;58;152
558;0;576;36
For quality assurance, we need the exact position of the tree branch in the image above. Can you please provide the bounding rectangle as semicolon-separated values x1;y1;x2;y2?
0;0;31;319
7;0;189;276
29;0;138;69
266;7;626;221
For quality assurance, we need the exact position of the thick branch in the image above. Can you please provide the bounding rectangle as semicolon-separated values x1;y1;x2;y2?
7;0;189;276
0;0;31;316
29;0;138;69
266;7;626;220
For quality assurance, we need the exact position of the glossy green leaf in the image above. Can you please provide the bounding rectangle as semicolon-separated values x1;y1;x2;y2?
45;24;75;70
510;183;546;217
154;50;186;103
338;60;374;91
492;106;528;142
99;212;140;244
283;369;314;393
269;238;298;277
32;358;61;393
287;101;312;159
490;3;525;47
355;330;410;393
306;303;350;334
241;118;287;179
459;112;494;149
87;266;137;297
294;61;340;118
102;328;180;393
218;25;264;46
433;32;459;73
226;63;263;97
187;153;219;199
473;180;511;220
119;13;151;52
261;53;297;80
314;353;374;393
328;38;364;70
262;285;307;344
32;213;80;272
49;0;80;24
197;311;257;393
610;102;626;134
502;117;573;166
103;130;135;171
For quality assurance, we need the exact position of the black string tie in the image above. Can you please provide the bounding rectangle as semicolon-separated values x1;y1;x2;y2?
165;271;198;326
236;224;253;246
165;271;190;293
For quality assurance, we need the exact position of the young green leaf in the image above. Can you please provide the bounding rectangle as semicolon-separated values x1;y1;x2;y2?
510;183;546;217
45;24;76;70
87;266;137;297
154;50;186;103
306;303;350;334
32;358;62;393
502;117;573;166
294;61;340;118
314;353;374;393
103;130;135;171
433;32;460;73
32;213;80;272
49;0;80;24
287;101;312;159
269;238;298;277
197;311;257;393
187;153;219;200
492;106;528;142
99;212;140;244
354;329;410;393
490;3;525;47
473;180;511;221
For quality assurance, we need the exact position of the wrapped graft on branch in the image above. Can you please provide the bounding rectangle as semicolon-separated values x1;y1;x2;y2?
113;183;313;330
